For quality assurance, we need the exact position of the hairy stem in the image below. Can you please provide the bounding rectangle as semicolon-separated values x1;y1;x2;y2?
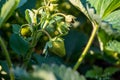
52;13;66;18
42;20;49;29
38;29;52;39
0;36;15;80
22;32;37;69
22;21;49;68
73;22;99;70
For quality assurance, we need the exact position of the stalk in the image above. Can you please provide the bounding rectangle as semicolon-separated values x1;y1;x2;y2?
42;20;49;29
51;13;66;18
22;32;37;69
73;22;99;70
22;20;49;68
0;36;15;80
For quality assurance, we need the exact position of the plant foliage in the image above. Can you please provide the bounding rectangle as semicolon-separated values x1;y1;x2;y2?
0;0;120;80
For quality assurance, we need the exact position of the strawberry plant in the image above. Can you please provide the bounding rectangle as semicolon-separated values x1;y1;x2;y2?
0;0;120;80
70;0;120;69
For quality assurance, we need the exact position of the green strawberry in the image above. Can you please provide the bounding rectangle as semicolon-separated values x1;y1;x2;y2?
49;37;66;57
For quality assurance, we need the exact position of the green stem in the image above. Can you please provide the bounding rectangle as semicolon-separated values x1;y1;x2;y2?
73;22;99;70
23;15;50;68
0;36;15;80
44;0;47;5
22;32;37;69
38;30;52;39
42;20;49;29
52;13;66;18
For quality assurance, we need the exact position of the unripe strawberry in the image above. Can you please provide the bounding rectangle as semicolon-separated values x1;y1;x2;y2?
49;37;66;57
20;25;32;37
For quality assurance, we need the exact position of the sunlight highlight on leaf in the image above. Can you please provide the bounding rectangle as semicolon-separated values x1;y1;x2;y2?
0;0;20;27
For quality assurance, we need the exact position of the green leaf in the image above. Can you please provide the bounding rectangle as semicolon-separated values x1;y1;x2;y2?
87;0;120;18
103;67;119;76
105;40;120;53
25;9;37;24
9;34;29;56
17;64;86;80
85;66;103;78
86;0;120;34
0;0;20;27
33;64;85;80
46;41;53;48
69;0;89;18
33;53;63;66
86;5;101;23
70;0;120;24
86;0;120;36
103;42;120;64
69;0;120;20
69;0;81;10
14;67;28;80
87;0;113;18
12;24;21;34
64;30;88;61
18;0;27;8
86;66;119;79
100;21;118;36
103;10;120;36
103;0;120;18
17;0;36;16
84;0;120;52
31;66;56;80
103;52;118;64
